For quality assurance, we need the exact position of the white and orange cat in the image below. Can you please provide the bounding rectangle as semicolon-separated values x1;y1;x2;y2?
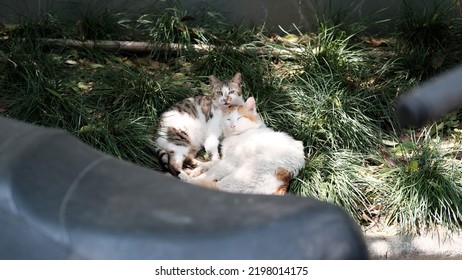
179;97;306;195
155;73;244;177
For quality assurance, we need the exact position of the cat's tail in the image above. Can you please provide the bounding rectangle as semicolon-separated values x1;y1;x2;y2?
156;147;190;177
157;150;175;174
147;138;168;169
148;138;183;177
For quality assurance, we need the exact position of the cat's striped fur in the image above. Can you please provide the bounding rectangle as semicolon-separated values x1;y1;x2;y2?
180;97;306;195
155;73;244;177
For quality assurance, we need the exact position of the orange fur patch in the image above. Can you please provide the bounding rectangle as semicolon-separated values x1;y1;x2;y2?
237;105;257;121
225;105;239;114
273;167;293;195
275;167;293;183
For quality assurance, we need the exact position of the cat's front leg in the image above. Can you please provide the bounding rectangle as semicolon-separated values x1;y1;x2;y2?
204;109;222;162
178;162;217;182
203;134;220;162
190;159;233;183
178;168;213;183
189;160;216;177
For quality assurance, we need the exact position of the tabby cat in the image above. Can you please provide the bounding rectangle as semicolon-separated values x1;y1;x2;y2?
180;96;306;195
155;73;244;177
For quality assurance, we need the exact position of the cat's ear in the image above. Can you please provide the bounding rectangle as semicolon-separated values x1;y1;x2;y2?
209;75;220;86
231;72;242;84
245;97;257;113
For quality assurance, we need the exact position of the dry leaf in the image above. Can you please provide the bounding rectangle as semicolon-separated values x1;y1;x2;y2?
64;59;78;65
282;34;299;43
77;81;94;93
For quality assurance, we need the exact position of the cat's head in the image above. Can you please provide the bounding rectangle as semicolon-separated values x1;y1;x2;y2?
222;96;263;136
209;72;244;107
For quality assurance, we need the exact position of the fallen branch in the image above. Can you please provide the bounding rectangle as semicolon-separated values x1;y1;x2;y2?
2;35;307;58
43;38;306;58
45;39;211;53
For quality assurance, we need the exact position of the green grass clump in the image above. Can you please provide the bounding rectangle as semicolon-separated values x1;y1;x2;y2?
287;73;381;153
384;133;462;234
304;22;366;75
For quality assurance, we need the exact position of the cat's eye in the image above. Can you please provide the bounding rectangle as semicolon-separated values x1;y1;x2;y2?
229;90;235;94
216;91;223;96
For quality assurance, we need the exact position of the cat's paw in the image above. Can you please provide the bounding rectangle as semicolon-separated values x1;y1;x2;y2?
178;173;191;182
189;167;204;178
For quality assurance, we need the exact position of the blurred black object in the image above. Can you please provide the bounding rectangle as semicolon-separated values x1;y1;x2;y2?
396;66;462;128
0;116;368;259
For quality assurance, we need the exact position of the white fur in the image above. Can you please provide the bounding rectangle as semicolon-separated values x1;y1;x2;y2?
184;97;306;194
157;99;209;151
203;108;223;161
